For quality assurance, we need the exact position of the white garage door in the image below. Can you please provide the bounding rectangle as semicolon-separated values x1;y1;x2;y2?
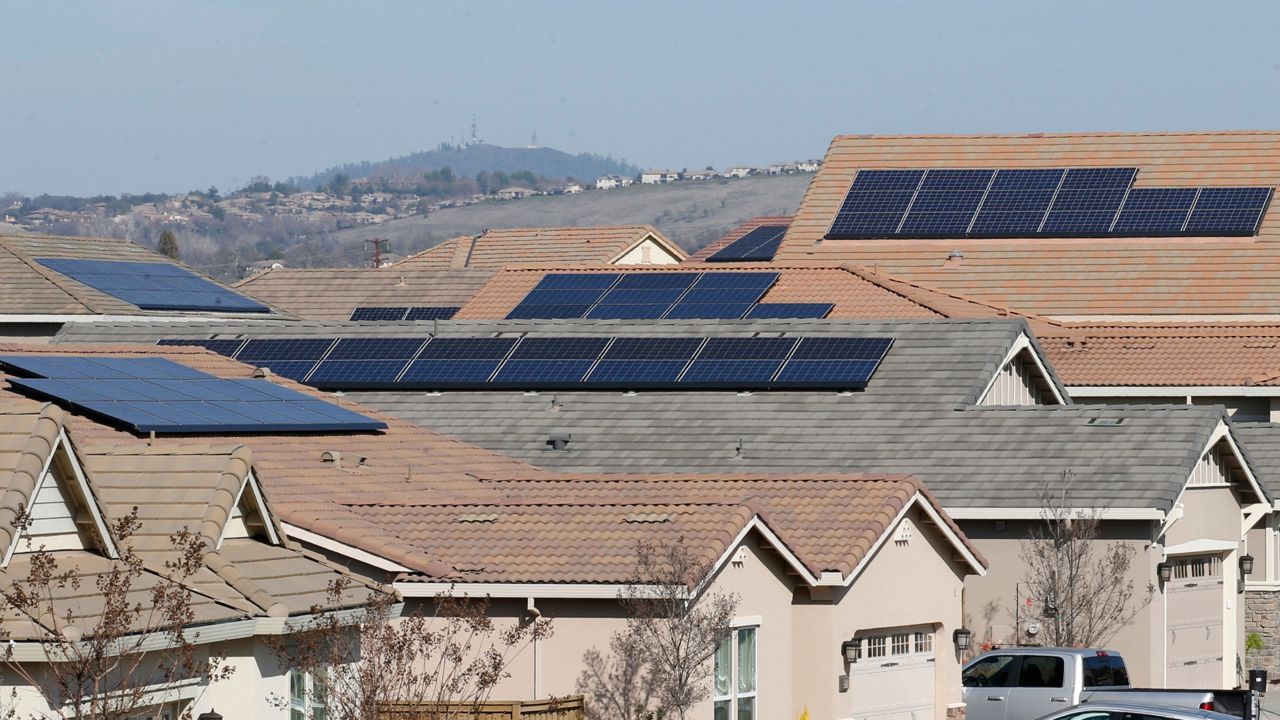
1166;554;1225;688
848;628;936;720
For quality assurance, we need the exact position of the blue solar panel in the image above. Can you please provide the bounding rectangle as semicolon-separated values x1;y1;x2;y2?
679;287;770;305
405;307;460;321
417;337;517;359
308;360;411;387
1120;188;1198;210
1041;211;1121;235
744;303;834;319
156;338;246;357
908;191;986;212
773;337;893;388
506;304;592;319
250;361;319;382
584;304;669;319
327;338;426;360
534;273;621;290
614;273;699;289
519;288;614;306
790;337;893;360
1186;188;1273;235
36;258;270;313
601;337;704;360
692;272;779;289
990;169;1066;192
491;360;594;385
706;225;788;262
509;337;610;359
237;338;335;362
586;360;689;385
350;307;409;321
0;356;384;433
1113;187;1197;235
899;212;974;236
400;360;502;386
836;191;916;214
595;288;688;305
679;360;785;386
968;211;1047;236
662;303;752;319
920;169;994;191
697;337;797;360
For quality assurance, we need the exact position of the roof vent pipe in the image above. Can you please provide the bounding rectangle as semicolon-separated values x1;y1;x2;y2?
546;432;571;451
320;450;342;467
944;250;965;268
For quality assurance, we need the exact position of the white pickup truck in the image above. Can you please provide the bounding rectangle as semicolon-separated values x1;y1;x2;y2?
962;648;1256;720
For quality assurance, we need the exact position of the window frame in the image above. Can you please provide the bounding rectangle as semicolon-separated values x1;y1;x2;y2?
289;668;329;720
713;623;758;720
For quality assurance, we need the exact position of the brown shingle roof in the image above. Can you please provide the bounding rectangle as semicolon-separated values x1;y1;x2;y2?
392;226;685;269
684;215;793;263
777;131;1280;318
0;231;285;317
234;267;494;320
1039;324;1280;387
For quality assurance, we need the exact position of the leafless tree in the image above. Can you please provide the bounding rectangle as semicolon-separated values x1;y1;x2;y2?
270;578;552;720
579;538;738;720
1020;471;1153;647
0;507;232;720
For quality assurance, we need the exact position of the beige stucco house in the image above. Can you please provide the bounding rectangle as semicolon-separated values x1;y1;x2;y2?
389;225;686;269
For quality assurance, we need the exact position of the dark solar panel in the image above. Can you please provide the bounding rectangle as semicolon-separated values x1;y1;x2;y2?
662;303;752;319
237;338;335;362
399;360;502;386
1113;186;1197;235
249;360;320;382
697;337;798;360
491;360;594;385
417;337;518;359
36;258;270;313
968;211;1048;236
519;288;614;306
506;304;591;319
350;307;409;321
509;337;611;359
1059;167;1137;189
0;356;384;433
920;169;994;191
405;307;460;321
595;287;688;305
534;273;621;289
744;303;834;319
679;287;770;305
601;337;704;360
849;169;926;191
678;360;786;386
308;360;411;387
1185;187;1273;235
1040;211;1122;235
326;337;427;360
584;304;669;320
692;272;780;288
586;360;689;386
156;338;246;357
898;212;975;236
989;169;1066;192
789;337;894;360
773;337;894;388
706;225;789;262
614;273;699;289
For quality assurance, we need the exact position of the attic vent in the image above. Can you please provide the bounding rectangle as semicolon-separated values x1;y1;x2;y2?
1088;417;1125;426
455;513;499;524
1121;342;1157;350
624;512;672;524
546;432;571;451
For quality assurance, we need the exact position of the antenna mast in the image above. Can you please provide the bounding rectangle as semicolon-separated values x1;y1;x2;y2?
364;238;390;268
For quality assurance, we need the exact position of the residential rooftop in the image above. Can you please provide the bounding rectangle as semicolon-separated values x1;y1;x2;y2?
391;225;685;269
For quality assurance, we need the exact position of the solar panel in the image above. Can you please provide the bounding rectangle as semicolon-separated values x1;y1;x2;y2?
595;288;689;305
1186;188;1273;235
696;337;798;360
156;338;246;357
706;225;788;262
350;307;409;321
405;306;460;321
744;303;834;319
680;337;797;385
600;337;704;360
417;338;517;359
534;273;621;289
326;338;427;360
518;288;614;306
678;287;770;305
506;304;592;319
509;337;611;359
773;337;894;388
828;170;924;239
492;337;607;386
848;169;926;191
0;356;384;433
1113;188;1197;235
692;272;779;289
400;337;517;388
586;337;703;386
662;303;752;319
614;273;700;289
36;258;270;313
584;304;669;319
237;338;335;362
307;337;427;388
247;361;319;382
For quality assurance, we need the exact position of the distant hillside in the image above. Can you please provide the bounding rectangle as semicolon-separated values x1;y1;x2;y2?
292;143;639;189
314;174;811;265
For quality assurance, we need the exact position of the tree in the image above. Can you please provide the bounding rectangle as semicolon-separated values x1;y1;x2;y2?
0;508;232;720
1019;471;1153;647
157;230;180;260
271;578;552;720
327;173;351;197
578;538;738;720
206;186;219;200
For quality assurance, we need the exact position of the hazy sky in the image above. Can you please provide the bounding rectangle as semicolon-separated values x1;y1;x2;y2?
4;1;1280;196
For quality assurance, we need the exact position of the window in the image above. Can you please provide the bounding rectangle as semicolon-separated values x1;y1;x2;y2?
914;632;933;654
1171;555;1222;580
962;654;1019;688
1017;655;1065;688
891;633;911;655
1082;655;1129;687
867;636;886;659
714;626;757;720
289;669;329;720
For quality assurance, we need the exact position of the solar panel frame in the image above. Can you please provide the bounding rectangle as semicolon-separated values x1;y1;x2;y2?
706;225;789;262
416;337;518;360
36;258;271;313
237;338;336;362
744;303;834;319
505;304;592;319
584;304;669;320
533;273;622;290
350;307;410;321
405;306;460;321
661;303;754;320
490;359;595;386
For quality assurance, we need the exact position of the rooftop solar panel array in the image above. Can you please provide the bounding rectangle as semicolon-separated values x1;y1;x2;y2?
0;355;385;434
706;225;790;262
37;258;271;313
349;306;460;321
157;334;894;390
507;271;782;320
827;168;1274;239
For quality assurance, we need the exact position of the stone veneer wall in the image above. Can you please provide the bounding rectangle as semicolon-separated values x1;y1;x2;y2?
1245;589;1280;675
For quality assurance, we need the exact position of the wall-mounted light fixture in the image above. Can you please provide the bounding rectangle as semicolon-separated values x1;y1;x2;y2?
1241;554;1255;576
841;639;859;663
1157;561;1173;584
953;628;973;652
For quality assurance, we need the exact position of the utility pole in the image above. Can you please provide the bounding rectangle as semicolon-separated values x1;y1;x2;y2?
364;238;390;268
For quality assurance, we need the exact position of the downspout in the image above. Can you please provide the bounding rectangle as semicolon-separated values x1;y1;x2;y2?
527;597;542;698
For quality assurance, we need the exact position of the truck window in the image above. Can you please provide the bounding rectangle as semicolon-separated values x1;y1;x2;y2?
1082;655;1128;687
1017;655;1064;688
963;655;1019;688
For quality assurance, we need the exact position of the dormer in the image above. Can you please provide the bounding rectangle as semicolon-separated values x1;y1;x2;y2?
979;333;1065;407
218;469;280;548
4;428;114;565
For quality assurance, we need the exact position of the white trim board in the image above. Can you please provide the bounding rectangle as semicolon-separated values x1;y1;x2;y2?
1070;385;1280;398
282;522;411;573
947;507;1164;520
976;332;1067;406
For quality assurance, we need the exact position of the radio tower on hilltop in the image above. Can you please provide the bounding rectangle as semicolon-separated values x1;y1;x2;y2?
467;115;481;147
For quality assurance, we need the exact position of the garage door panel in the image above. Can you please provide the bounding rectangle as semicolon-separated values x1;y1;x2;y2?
849;628;936;720
1165;555;1225;689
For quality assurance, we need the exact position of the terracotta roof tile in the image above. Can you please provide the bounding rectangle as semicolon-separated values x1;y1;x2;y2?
777;132;1280;318
684;216;794;263
235;267;494;320
392;226;684;269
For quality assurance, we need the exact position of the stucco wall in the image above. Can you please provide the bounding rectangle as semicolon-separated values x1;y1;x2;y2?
614;237;682;264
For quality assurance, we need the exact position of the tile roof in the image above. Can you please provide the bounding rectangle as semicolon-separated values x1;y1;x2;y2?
0;399;371;640
777;132;1280;318
1039;324;1280;387
1230;423;1280;498
0;230;285;317
0;344;986;587
450;264;1061;332
348;473;984;583
234;267;494;320
684;215;794;263
0;343;546;578
392;226;685;269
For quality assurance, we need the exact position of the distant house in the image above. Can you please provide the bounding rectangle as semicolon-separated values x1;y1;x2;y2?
552;183;582;195
640;170;680;184
722;166;753;179
797;159;821;172
495;186;535;200
683;169;718;181
594;175;633;190
390;225;687;270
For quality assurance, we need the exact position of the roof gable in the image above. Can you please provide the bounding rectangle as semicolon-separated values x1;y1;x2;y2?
393;226;684;270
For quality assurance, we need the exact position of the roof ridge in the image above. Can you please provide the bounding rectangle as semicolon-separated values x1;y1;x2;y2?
0;240;101;313
833;130;1280;140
